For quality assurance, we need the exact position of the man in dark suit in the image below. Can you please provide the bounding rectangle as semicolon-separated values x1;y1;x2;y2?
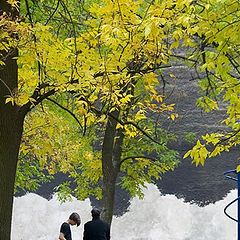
83;208;110;240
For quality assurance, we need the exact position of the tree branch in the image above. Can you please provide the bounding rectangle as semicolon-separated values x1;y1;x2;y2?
107;111;164;146
120;155;158;167
220;128;240;143
77;95;164;146
46;97;83;131
45;0;61;25
19;88;56;116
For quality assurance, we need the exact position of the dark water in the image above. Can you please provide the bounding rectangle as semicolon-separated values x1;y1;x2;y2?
157;149;239;206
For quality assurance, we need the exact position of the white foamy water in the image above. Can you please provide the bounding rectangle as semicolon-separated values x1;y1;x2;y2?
12;184;236;240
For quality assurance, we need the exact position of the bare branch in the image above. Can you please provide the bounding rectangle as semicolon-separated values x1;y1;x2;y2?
45;0;60;25
46;97;83;131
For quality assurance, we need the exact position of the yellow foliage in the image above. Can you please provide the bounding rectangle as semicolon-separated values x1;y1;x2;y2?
7;0;18;8
184;140;210;166
6;0;240;192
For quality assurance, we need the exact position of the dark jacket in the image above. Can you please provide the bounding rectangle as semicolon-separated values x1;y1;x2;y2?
83;217;110;240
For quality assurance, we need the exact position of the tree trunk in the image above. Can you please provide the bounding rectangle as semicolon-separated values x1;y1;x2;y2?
0;58;23;239
101;112;119;225
102;172;117;225
0;2;23;237
0;115;23;240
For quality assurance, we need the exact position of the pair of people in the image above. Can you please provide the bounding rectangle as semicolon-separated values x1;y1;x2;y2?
59;208;110;240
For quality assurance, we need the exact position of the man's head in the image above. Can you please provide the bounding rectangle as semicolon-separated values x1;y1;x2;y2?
91;207;101;217
69;212;81;226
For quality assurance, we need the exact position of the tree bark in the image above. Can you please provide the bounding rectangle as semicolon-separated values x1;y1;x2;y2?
0;114;23;240
101;111;119;225
0;47;24;239
0;2;23;238
101;172;117;226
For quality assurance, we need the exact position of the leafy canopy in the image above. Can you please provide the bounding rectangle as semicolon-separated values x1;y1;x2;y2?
181;0;240;168
3;0;229;198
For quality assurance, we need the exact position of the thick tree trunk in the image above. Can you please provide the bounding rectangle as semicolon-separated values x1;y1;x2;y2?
0;56;23;239
0;2;23;236
0;77;23;239
0;117;23;240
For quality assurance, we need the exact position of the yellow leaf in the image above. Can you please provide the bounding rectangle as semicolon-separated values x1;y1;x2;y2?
170;113;177;121
7;0;18;8
116;123;124;129
5;97;14;105
145;25;152;37
135;110;146;121
183;150;191;159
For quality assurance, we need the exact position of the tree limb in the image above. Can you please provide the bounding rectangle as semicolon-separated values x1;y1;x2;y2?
120;155;158;167
46;97;83;131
